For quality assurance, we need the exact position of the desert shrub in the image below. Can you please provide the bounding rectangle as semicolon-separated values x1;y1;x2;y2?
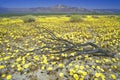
92;15;99;18
105;15;116;18
116;16;120;20
21;15;36;23
70;15;83;22
1;18;10;21
66;14;71;17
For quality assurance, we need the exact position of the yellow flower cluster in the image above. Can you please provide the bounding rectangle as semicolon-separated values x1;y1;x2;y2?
0;15;120;80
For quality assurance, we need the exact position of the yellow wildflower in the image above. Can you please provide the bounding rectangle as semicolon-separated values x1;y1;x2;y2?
94;78;98;80
69;63;73;66
0;65;5;69
58;63;64;68
92;65;95;68
1;74;6;78
96;66;101;69
82;71;87;76
34;55;40;61
4;56;10;60
80;66;84;70
95;73;101;77
23;63;31;69
17;67;23;71
111;74;116;79
75;65;79;69
59;72;64;77
6;75;12;80
79;78;84;80
71;52;75;56
43;59;48;64
73;74;79;80
16;57;21;62
41;66;45;70
47;67;53;71
50;56;55;59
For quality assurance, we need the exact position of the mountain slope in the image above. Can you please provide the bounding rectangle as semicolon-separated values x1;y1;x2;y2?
0;4;120;14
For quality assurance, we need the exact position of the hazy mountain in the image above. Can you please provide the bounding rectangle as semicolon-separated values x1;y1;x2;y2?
0;4;120;14
93;9;120;14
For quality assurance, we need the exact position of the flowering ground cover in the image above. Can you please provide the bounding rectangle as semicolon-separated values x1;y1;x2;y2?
0;15;120;80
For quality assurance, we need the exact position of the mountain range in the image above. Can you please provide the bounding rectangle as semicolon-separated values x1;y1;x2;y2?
0;4;120;14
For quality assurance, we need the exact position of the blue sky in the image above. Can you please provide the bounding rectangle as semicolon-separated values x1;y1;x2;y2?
0;0;120;9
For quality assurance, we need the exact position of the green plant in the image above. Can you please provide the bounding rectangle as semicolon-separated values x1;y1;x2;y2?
21;15;36;23
70;15;83;22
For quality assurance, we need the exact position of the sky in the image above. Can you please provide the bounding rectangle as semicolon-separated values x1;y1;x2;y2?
0;0;120;9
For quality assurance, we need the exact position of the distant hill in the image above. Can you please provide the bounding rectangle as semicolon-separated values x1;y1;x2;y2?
0;4;120;14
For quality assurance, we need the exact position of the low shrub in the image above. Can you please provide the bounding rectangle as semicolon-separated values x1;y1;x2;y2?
21;15;36;23
70;15;83;22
